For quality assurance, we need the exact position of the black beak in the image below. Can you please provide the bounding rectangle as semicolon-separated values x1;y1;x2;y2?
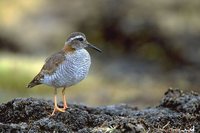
87;43;102;53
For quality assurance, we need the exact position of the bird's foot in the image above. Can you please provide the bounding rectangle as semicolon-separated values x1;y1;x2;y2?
63;106;69;110
63;103;68;110
50;106;65;116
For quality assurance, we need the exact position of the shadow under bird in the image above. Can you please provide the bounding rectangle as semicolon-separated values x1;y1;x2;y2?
27;32;101;116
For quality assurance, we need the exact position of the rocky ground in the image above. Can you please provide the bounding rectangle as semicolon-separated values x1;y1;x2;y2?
0;89;199;133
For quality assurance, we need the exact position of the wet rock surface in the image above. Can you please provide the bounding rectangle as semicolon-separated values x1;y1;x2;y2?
0;89;199;132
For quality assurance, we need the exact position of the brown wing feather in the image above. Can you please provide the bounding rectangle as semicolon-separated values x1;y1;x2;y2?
42;51;65;74
27;50;65;88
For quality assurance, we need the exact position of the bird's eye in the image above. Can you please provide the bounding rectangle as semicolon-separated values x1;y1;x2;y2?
76;38;84;41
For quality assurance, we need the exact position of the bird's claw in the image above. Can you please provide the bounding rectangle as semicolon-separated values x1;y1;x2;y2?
50;106;65;116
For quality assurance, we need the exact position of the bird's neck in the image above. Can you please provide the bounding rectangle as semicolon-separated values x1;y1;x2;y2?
62;45;75;52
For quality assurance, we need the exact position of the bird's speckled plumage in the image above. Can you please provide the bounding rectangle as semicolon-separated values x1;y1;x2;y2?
42;49;91;88
27;32;96;89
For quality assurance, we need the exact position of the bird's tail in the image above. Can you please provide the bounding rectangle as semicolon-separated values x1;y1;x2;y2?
27;80;41;88
27;74;43;88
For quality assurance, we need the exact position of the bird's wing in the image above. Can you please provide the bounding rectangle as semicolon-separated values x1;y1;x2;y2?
41;50;66;75
27;51;66;88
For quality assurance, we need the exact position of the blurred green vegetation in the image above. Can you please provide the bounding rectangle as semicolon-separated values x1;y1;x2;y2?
0;53;166;107
0;0;200;106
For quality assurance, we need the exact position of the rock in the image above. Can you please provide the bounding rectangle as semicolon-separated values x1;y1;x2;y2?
0;89;199;132
160;89;200;114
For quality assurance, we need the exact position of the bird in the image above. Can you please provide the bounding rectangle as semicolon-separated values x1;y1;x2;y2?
27;32;101;116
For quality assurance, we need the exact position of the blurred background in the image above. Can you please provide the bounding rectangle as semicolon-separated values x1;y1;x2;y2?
0;0;200;107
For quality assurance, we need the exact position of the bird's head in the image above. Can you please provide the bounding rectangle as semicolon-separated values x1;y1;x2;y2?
63;32;101;52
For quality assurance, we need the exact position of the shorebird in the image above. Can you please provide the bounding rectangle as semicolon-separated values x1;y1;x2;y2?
27;32;101;115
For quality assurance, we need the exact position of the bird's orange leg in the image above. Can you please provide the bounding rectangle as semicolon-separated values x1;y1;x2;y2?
62;87;68;110
51;88;65;116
